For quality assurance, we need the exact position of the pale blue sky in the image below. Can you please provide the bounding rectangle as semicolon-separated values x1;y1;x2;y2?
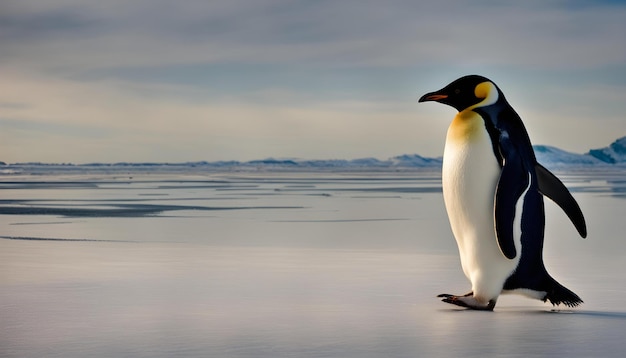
1;0;625;163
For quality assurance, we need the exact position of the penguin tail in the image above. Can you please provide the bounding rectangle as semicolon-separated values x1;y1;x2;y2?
543;277;583;308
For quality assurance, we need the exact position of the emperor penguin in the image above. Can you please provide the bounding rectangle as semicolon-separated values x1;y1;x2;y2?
418;75;587;310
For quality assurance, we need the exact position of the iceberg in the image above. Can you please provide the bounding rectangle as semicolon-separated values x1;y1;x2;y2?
587;136;626;164
533;145;605;167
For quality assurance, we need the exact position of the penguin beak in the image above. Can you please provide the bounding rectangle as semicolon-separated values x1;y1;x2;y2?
418;92;448;103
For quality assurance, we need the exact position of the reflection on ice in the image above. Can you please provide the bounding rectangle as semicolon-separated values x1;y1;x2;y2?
0;202;304;218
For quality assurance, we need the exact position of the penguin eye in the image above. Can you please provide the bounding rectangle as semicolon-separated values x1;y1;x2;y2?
454;89;461;95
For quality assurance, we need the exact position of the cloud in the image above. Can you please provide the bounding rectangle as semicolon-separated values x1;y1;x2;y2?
1;0;625;162
1;68;443;163
2;0;625;73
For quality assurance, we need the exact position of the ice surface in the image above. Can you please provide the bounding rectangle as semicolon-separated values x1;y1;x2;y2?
1;169;626;357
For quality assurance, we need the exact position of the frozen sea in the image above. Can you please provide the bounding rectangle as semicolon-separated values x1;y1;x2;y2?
1;168;626;357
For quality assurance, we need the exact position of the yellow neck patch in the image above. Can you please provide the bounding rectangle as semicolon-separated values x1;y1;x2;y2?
448;110;485;143
467;81;498;111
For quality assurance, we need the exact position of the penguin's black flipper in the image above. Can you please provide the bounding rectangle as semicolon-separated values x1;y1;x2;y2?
535;163;587;238
494;138;529;260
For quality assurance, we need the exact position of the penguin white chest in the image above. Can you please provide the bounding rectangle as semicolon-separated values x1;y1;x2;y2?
442;110;519;297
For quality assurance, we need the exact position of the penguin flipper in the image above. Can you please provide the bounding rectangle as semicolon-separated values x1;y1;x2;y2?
535;163;587;238
494;144;529;260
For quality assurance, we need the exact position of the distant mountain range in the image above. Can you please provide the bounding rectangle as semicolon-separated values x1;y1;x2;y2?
535;136;626;167
2;136;625;172
588;136;626;164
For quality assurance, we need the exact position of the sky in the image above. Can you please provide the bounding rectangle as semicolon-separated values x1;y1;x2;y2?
1;0;625;164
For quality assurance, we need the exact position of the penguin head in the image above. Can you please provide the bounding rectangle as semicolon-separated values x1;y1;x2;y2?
419;75;499;112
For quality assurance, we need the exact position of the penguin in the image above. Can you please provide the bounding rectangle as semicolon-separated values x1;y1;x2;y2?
418;75;587;310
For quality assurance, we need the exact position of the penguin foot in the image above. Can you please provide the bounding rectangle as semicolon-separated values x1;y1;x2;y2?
438;293;496;311
438;292;473;298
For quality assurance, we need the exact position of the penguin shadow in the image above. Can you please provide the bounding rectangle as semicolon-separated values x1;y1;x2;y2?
542;309;626;320
439;306;626;320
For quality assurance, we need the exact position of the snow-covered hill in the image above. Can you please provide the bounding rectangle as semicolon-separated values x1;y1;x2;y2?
533;145;605;167
588;136;626;164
